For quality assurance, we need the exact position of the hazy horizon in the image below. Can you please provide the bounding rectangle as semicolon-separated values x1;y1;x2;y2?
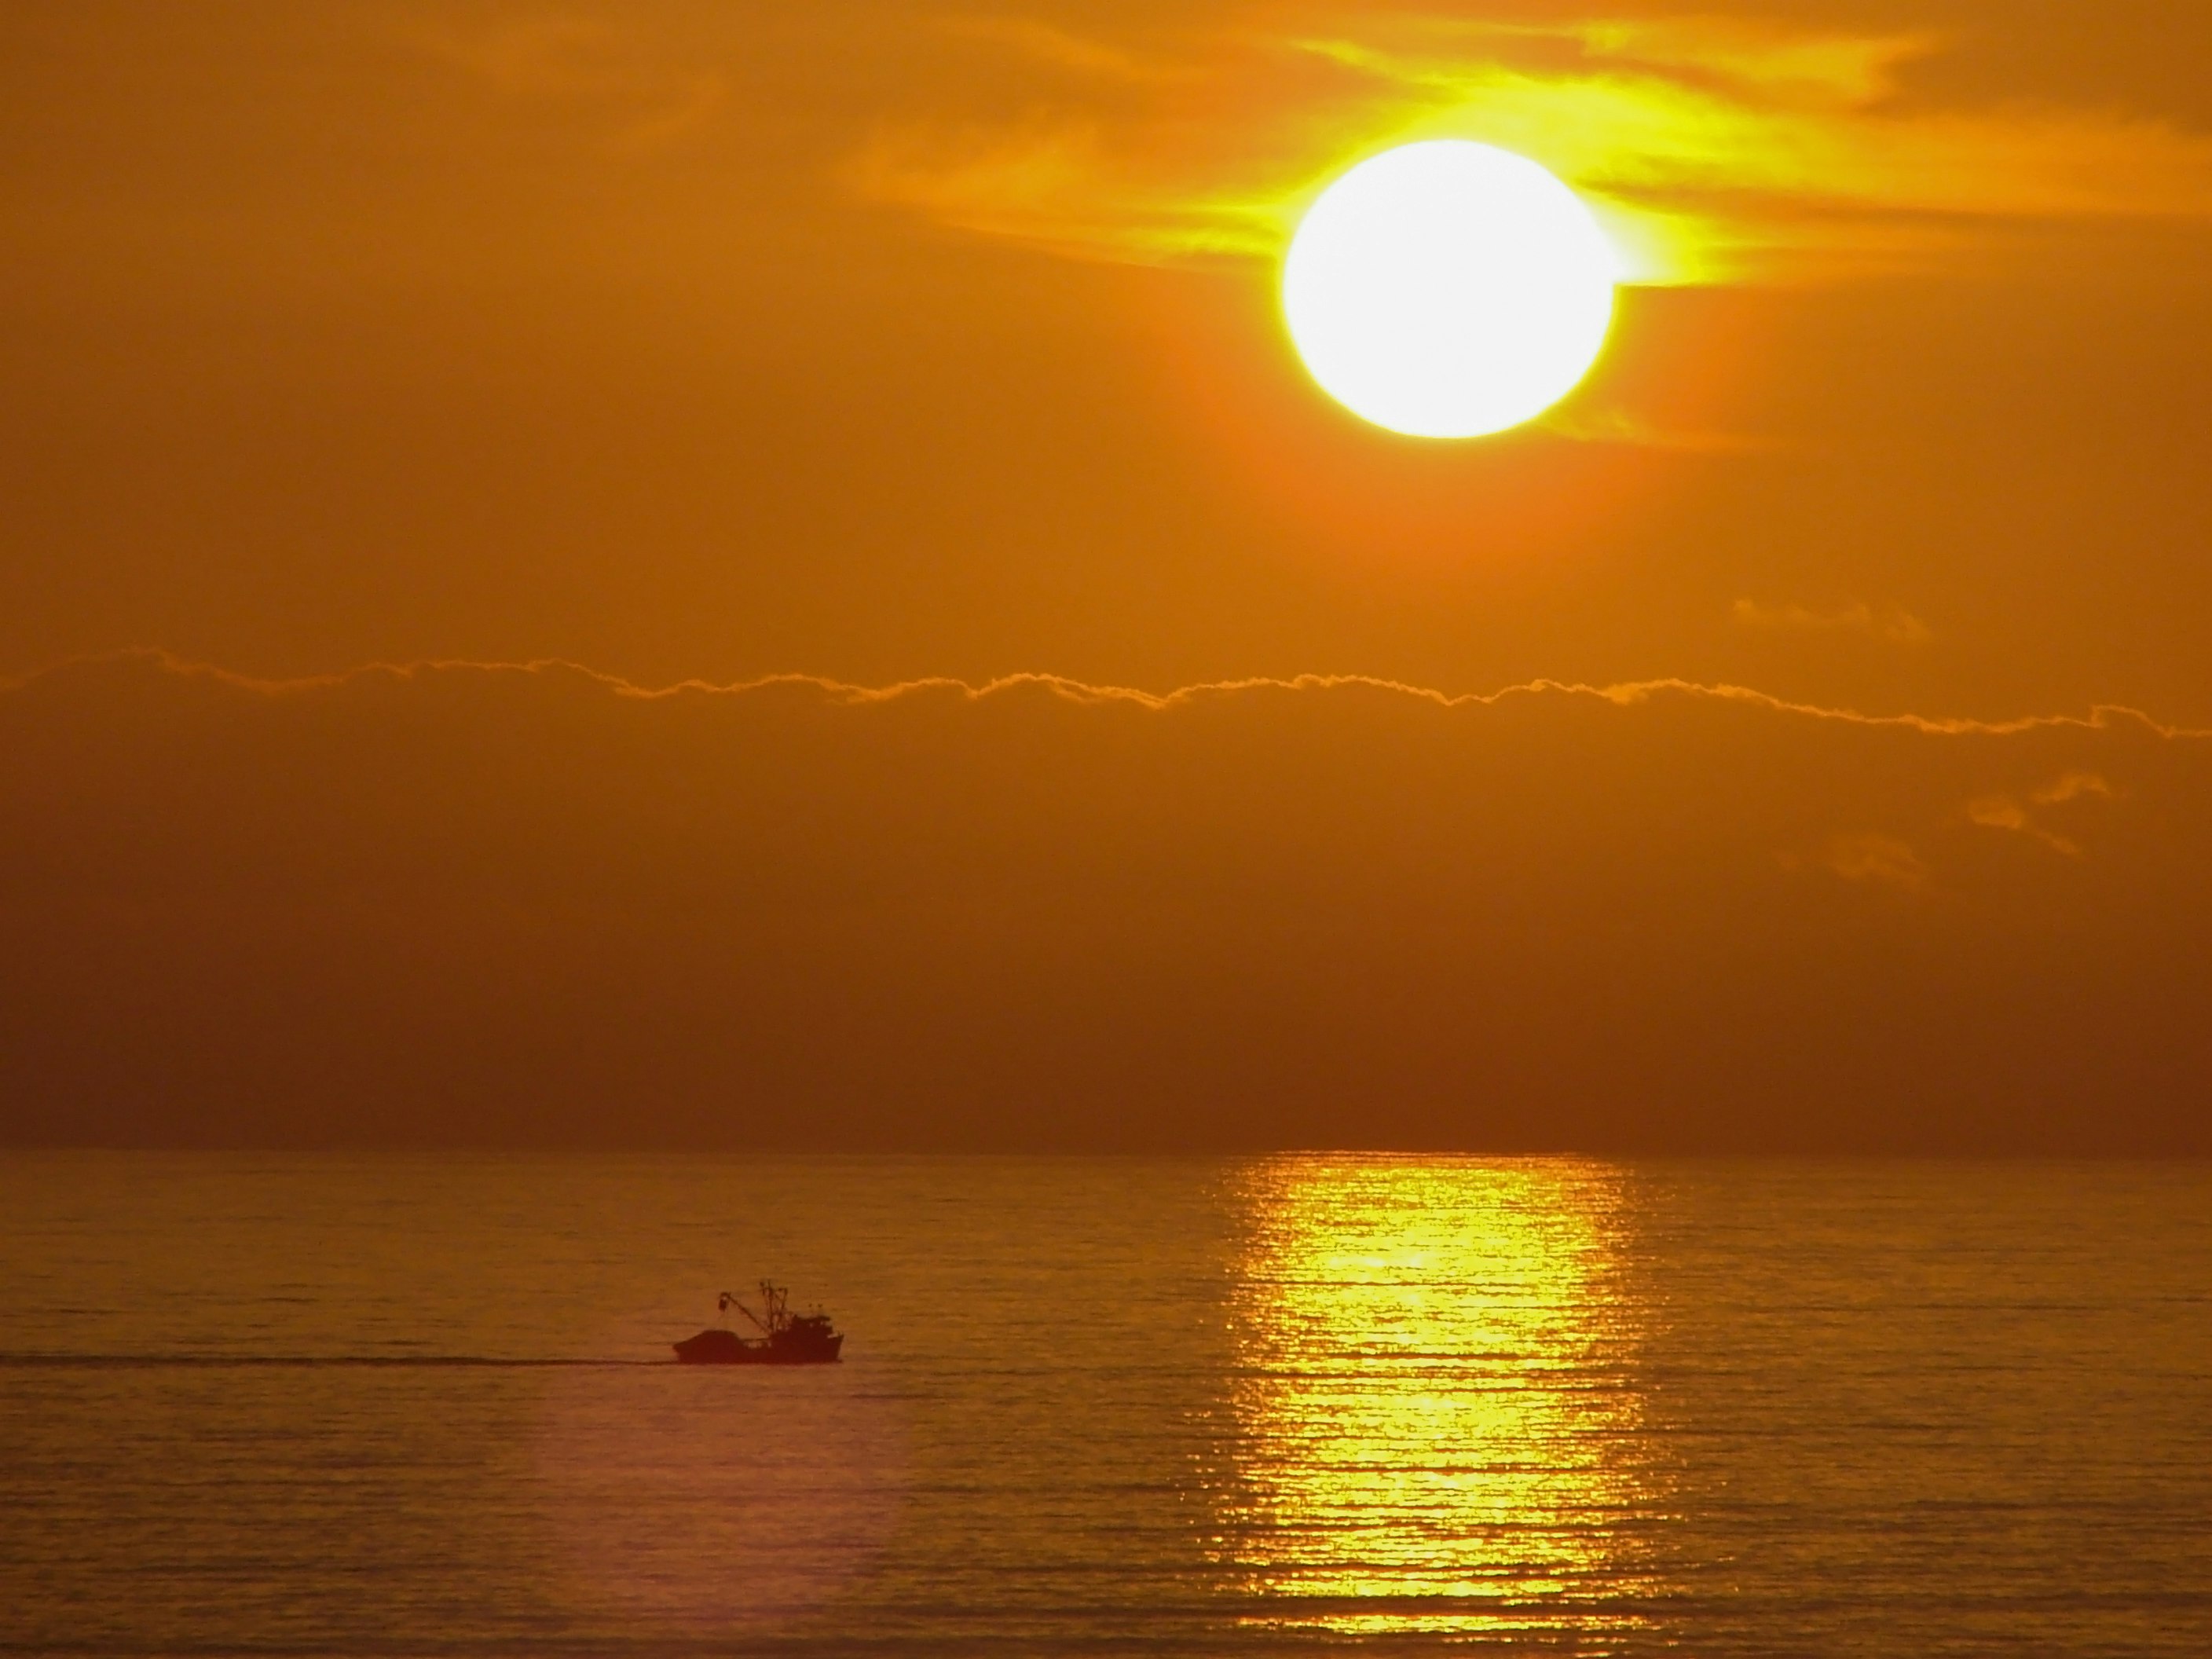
6;649;2208;1152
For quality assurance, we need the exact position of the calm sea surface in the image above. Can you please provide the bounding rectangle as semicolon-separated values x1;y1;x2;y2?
2;1155;2208;1656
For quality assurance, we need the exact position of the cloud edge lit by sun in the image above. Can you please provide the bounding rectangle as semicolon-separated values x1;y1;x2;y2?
846;12;2212;287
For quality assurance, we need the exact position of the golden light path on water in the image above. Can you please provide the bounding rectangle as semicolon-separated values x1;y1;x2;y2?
1216;1155;1669;1641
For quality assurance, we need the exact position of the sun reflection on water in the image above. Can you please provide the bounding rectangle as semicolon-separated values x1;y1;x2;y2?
1214;1155;1668;1643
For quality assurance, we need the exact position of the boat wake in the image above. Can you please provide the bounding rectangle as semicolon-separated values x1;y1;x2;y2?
0;1352;670;1368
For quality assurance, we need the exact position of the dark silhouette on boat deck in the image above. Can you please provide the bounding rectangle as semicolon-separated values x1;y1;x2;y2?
674;1282;844;1364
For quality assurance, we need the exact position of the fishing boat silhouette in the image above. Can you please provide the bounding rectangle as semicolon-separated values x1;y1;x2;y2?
673;1282;844;1364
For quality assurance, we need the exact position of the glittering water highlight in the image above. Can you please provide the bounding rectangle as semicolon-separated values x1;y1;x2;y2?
1213;1158;1667;1643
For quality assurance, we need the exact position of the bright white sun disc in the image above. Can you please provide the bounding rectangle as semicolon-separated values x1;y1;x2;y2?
1283;141;1617;438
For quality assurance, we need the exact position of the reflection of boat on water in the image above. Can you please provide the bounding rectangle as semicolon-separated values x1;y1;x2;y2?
674;1281;844;1364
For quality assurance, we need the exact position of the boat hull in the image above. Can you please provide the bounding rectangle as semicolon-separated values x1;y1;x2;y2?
672;1327;844;1364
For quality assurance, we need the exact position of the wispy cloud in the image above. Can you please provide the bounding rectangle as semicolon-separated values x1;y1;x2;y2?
1557;17;1941;108
851;9;2212;283
1968;771;2117;856
408;14;726;153
1535;405;1779;452
2033;771;2116;806
1732;599;1932;646
939;16;1188;84
1780;831;1932;890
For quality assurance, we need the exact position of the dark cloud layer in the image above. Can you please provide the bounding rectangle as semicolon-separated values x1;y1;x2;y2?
3;653;2207;1152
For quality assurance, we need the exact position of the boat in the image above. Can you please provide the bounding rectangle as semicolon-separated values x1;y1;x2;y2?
673;1281;844;1364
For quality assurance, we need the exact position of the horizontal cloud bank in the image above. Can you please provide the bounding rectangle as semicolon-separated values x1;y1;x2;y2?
4;653;2208;1152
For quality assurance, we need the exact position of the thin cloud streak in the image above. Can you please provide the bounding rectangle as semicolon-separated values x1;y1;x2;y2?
28;650;2210;741
1733;599;1932;646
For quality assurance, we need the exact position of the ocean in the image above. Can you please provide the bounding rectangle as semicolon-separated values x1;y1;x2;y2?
2;1154;2207;1656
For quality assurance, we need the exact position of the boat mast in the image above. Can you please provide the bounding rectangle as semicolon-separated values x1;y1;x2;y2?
757;1280;790;1334
716;1282;796;1336
720;1288;773;1336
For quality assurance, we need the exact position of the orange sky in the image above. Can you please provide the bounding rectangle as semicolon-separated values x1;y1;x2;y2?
4;2;2210;1148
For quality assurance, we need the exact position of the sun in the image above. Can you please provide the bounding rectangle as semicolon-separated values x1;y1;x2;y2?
1282;141;1619;439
